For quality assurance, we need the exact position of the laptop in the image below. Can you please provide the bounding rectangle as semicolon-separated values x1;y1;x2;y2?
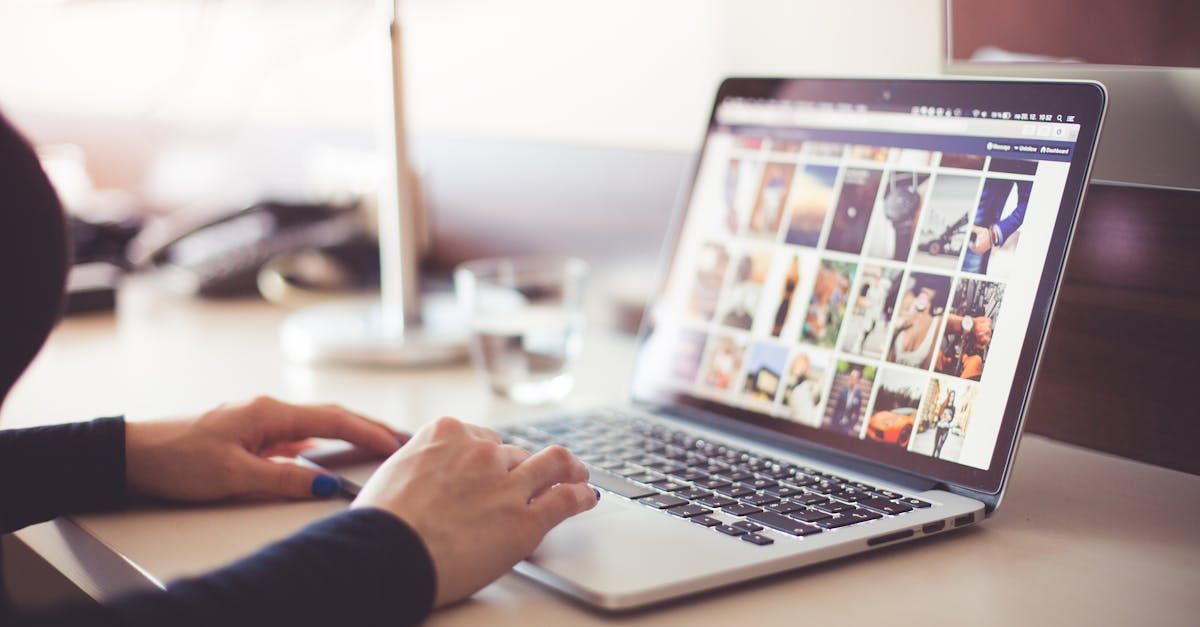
313;77;1106;610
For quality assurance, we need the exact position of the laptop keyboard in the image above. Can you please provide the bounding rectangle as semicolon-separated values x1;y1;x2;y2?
499;411;930;547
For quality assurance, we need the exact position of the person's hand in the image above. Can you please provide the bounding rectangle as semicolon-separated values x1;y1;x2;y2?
352;416;598;607
969;225;994;254
125;396;404;502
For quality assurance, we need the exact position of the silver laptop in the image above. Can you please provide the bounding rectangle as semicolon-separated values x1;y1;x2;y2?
318;77;1106;610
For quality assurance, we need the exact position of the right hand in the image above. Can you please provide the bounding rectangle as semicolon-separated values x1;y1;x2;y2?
351;416;598;607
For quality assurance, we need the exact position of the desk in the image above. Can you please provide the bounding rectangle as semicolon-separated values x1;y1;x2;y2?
4;280;1198;626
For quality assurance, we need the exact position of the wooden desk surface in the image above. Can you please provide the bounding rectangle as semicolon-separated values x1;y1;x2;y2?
4;280;1198;626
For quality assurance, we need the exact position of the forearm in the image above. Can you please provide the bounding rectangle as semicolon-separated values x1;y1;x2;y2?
0;417;127;532
8;508;436;627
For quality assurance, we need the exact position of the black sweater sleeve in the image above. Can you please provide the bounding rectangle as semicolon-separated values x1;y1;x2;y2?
11;507;437;627
0;417;128;532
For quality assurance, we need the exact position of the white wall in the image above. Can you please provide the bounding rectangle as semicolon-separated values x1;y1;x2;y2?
0;0;942;147
0;0;942;205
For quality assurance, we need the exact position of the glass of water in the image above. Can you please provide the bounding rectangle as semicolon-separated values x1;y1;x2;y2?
454;256;588;404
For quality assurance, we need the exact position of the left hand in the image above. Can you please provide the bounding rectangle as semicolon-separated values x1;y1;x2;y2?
125;396;405;502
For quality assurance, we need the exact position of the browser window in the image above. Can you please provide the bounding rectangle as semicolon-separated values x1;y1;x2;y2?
641;97;1081;471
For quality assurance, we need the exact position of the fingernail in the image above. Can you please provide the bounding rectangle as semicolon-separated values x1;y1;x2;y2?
592;487;601;501
311;474;339;498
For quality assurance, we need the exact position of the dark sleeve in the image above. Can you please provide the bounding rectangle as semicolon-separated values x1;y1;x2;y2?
9;507;437;627
993;180;1030;246
0;417;128;533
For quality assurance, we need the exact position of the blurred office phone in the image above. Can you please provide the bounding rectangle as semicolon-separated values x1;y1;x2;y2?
137;201;369;297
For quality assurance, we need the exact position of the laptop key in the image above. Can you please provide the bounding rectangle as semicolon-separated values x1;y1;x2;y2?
813;501;856;514
626;472;663;484
719;470;755;483
795;494;830;506
731;521;763;533
651;479;689;492
872;489;904;500
715;484;755;498
676;487;711;500
694;478;731;490
790;509;831;523
666;504;712;518
814;509;882;529
697;495;736;508
690;514;723;528
830;488;871;503
766;500;805;514
741;532;774;546
747;511;823;537
741;493;779;507
586;468;658;499
894;497;931;508
859;498;913;515
747;478;778;490
790;475;819;488
721;503;764;517
669;469;708;482
640;493;689;509
714;524;745;536
764;484;805;498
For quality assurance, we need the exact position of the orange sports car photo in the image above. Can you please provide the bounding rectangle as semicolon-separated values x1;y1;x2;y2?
867;407;916;448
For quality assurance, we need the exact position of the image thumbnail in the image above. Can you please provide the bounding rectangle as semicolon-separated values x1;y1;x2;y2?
839;264;903;359
718;249;773;330
940;153;986;170
989;158;1038;176
747;163;796;239
701;335;746;393
670;330;709;385
826;168;883;254
769;255;802;337
771;139;803;153
722;159;763;234
886;272;953;370
913;175;980;270
864;171;931;261
801;259;857;347
847;145;890;162
936;278;1005;381
780;349;829;428
801;142;845;158
823;360;877;437
890;149;938;168
742;341;790;405
784;164;839;247
686;242;729;320
962;178;1032;278
866;368;928;449
910;377;977;462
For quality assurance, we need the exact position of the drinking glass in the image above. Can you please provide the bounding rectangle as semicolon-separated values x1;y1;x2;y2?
454;256;588;404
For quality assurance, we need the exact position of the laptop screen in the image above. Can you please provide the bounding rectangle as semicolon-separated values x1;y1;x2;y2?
633;79;1104;494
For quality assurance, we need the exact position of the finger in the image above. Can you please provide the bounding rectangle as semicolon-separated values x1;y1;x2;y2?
236;453;342;500
508;445;588;497
259;439;317;459
464;423;502;444
528;481;598;533
320;404;411;445
250;399;401;456
496;444;532;470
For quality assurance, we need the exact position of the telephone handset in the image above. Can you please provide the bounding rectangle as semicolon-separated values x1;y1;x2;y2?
137;201;369;297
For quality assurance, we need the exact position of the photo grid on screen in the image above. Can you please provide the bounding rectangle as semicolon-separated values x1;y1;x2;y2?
667;133;1040;467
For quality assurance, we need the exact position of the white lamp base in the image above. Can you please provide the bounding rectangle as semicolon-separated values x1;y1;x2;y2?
280;293;468;367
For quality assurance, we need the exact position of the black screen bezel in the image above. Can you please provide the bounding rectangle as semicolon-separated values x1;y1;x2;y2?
631;77;1105;495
